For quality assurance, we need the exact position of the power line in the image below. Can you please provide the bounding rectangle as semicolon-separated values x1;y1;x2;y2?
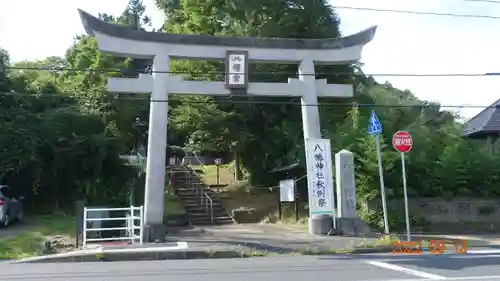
0;90;495;109
5;65;355;76
4;66;500;77
331;5;500;19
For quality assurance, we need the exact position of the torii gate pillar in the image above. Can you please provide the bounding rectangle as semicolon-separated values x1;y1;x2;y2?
299;59;321;140
79;9;376;241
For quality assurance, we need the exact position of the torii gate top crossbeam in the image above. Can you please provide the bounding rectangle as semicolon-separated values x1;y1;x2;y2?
78;9;377;64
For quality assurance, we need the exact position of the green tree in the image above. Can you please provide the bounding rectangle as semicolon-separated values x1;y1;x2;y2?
158;0;355;183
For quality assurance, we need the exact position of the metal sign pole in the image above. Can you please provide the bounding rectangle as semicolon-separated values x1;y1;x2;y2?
401;152;411;241
216;165;220;191
375;134;390;234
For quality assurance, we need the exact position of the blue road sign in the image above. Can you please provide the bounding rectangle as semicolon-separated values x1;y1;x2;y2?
368;110;382;135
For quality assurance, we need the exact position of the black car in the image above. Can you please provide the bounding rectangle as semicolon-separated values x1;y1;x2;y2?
0;185;24;228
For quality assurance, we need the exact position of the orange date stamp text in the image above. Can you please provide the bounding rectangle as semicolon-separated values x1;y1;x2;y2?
392;239;467;254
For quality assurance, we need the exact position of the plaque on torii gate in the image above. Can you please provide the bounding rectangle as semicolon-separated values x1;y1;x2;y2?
78;9;377;240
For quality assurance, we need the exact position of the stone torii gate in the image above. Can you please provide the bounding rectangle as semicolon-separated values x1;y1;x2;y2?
79;9;376;240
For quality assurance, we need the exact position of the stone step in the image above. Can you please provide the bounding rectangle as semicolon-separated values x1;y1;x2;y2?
187;209;228;215
184;205;226;211
177;194;221;200
190;220;234;225
186;213;229;220
176;188;218;194
173;183;205;188
176;191;215;196
184;206;228;213
175;187;208;192
175;192;202;197
178;191;214;194
177;194;220;200
175;188;207;193
184;208;227;215
174;180;204;183
172;170;232;225
189;216;233;222
177;190;218;197
190;220;234;226
177;191;210;198
192;222;233;226
186;213;229;218
183;203;224;209
181;200;222;208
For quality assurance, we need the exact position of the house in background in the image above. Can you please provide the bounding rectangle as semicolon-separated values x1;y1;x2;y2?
462;99;500;154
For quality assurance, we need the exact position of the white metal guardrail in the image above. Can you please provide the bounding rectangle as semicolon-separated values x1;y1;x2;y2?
82;206;144;247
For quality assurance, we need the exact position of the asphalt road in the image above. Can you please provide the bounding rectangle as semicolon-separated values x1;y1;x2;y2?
4;250;500;281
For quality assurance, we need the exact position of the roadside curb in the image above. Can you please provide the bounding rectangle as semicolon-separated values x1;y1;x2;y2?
410;235;498;247
11;250;245;263
347;246;393;254
11;246;395;263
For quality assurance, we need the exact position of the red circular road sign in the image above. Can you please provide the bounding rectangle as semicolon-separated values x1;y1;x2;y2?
392;131;413;153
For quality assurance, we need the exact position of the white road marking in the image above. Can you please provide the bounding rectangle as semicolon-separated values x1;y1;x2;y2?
367;276;500;281
365;249;500;258
100;241;189;253
367;261;447;280
449;276;500;280
452;254;500;259
467;249;500;254
8;241;189;263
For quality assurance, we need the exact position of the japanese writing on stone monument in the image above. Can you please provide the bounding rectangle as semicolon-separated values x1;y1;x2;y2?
335;149;357;218
306;138;334;215
343;159;355;210
225;51;248;89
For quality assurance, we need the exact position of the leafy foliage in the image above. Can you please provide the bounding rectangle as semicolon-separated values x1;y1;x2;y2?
157;0;500;200
0;0;154;213
2;0;499;217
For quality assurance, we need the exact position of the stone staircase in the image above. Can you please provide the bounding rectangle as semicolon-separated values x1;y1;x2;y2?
171;166;233;225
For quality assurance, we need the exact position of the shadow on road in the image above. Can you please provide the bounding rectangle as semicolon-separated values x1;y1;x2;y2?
166;225;375;254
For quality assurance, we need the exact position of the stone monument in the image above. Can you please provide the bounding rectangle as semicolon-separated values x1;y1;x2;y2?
78;9;377;240
335;150;372;236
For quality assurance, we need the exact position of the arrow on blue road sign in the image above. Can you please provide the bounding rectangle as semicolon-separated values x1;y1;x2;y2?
368;110;382;135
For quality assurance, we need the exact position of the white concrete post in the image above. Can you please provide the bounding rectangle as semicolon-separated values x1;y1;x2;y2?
299;59;323;234
144;54;170;227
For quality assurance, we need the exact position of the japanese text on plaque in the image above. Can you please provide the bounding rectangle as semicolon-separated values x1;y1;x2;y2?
313;144;327;208
227;54;246;85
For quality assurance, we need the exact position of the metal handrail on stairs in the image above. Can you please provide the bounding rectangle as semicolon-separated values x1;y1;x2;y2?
187;155;214;224
203;191;214;224
190;170;213;224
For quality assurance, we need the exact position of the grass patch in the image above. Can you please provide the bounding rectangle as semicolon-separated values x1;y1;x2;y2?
191;164;234;186
0;232;46;259
194;168;304;224
35;215;76;236
0;214;76;260
260;207;309;226
218;181;277;221
298;235;397;255
202;236;399;258
191;164;289;223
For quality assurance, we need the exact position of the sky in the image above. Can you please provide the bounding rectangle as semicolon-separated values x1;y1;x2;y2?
1;0;500;119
